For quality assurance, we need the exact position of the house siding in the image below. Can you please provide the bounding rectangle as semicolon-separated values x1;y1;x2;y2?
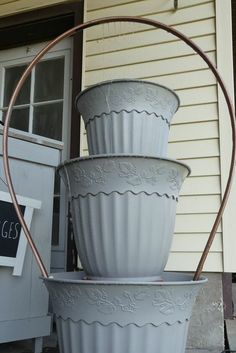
82;0;225;272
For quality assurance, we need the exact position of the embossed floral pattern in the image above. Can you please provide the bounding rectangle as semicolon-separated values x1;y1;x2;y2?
48;283;198;318
79;84;178;119
49;284;82;308
152;289;197;315
85;288;149;314
168;169;182;191
85;289;117;314
70;159;183;192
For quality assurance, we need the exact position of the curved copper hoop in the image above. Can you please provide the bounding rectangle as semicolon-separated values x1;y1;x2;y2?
3;16;236;279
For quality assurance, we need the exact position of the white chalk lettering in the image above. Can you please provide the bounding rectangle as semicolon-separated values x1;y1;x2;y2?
1;221;8;238
0;220;20;240
13;223;20;240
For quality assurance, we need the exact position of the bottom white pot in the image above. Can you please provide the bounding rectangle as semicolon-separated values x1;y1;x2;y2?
43;272;206;353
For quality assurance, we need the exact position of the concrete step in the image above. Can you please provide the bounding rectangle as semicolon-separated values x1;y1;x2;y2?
225;318;236;351
232;283;236;315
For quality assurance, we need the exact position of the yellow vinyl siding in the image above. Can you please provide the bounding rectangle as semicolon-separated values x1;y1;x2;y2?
82;0;222;272
177;195;221;214
85;51;216;86
167;253;223;272
86;18;215;57
170;121;219;142
87;0;211;12
175;214;221;233
182;176;220;195
147;69;216;91
85;35;216;72
0;0;74;17
85;2;215;39
174;103;218;124
169;140;219;159
171;233;222;252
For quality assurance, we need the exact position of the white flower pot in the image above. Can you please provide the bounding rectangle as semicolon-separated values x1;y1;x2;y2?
76;80;180;156
58;155;190;279
43;271;206;353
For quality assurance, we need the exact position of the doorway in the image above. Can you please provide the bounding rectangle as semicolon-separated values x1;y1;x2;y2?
0;1;84;272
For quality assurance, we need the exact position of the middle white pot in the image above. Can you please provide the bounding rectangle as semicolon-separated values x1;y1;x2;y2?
58;155;190;279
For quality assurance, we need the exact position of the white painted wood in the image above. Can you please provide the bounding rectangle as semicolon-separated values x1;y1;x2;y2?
0;190;41;209
0;39;73;273
0;316;51;343
0;134;60;166
216;0;236;272
0;41;72;149
0;256;15;267
12;207;33;276
0;140;59;346
34;337;43;353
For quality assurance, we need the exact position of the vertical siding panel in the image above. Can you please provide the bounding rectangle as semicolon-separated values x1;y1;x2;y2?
216;0;236;272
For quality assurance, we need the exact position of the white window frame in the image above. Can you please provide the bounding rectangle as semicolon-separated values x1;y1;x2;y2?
0;39;72;151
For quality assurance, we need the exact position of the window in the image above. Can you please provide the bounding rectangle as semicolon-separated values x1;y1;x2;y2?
0;44;71;146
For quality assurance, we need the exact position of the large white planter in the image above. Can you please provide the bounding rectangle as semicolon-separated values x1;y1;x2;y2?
43;271;206;353
58;155;190;279
76;80;180;156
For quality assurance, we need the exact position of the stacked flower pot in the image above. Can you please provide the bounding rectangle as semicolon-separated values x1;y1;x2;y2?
44;80;206;353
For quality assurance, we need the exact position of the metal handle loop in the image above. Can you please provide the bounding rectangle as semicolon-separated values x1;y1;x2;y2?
3;16;236;279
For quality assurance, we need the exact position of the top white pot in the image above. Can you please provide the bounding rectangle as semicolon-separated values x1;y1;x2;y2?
76;79;180;156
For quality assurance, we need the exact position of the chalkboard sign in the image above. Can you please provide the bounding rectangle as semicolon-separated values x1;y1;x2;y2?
0;201;25;258
0;191;41;276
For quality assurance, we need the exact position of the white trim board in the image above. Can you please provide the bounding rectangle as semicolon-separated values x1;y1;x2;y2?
216;0;236;272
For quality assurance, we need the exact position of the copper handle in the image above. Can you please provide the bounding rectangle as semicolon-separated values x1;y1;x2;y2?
3;16;236;279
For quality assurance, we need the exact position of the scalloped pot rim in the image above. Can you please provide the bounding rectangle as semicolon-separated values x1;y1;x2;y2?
57;154;191;177
42;271;207;286
75;79;180;113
